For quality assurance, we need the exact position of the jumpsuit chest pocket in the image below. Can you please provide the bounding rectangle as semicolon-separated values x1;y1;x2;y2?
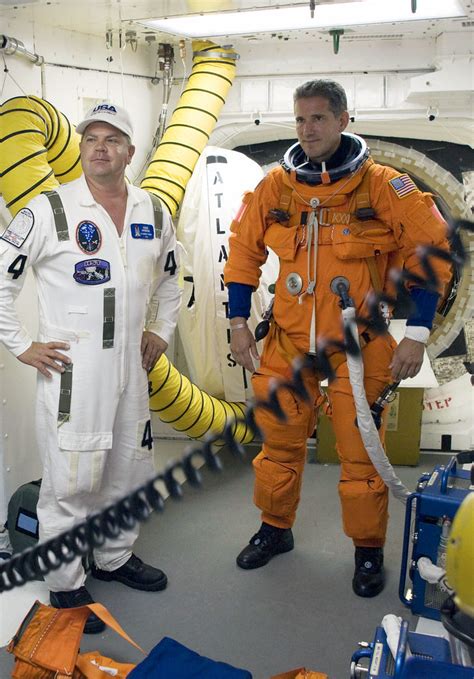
132;238;162;286
331;220;398;260
263;222;298;262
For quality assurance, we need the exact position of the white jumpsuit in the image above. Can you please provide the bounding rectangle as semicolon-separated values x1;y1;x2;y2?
0;175;181;590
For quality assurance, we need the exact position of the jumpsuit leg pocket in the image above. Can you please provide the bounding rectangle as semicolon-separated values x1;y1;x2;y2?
253;454;298;517
339;476;388;541
54;431;112;500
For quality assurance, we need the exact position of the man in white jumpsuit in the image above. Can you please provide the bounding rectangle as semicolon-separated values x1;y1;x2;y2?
0;103;182;633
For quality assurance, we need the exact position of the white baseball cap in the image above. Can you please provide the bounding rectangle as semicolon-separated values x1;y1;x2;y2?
76;102;133;139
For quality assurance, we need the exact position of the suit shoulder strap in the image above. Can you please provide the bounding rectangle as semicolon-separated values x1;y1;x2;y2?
148;192;163;238
43;189;69;241
353;162;375;212
351;164;385;293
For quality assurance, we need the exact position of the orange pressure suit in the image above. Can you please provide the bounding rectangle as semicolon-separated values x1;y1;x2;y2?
224;135;451;547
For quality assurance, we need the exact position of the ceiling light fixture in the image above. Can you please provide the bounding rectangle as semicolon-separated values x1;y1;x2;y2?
137;0;465;39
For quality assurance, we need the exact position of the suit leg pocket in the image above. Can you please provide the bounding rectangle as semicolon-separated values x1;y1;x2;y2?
253;455;298;517
54;431;112;500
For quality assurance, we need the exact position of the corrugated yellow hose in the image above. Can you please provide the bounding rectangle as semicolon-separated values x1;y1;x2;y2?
0;95;82;215
149;354;253;444
0;42;252;446
141;40;238;217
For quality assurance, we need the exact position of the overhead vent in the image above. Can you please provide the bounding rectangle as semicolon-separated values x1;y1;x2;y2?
344;34;405;40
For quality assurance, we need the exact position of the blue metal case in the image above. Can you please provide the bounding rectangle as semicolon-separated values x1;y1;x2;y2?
399;456;472;620
350;620;473;678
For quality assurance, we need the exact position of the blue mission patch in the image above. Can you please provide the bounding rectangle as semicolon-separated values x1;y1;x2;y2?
76;221;101;253
131;223;154;239
73;259;111;285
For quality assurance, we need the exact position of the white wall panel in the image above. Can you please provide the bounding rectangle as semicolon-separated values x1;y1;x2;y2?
232;36;437;77
240;80;269;114
353;75;385;109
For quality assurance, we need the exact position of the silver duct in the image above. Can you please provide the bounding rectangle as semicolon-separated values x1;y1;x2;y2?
0;35;44;66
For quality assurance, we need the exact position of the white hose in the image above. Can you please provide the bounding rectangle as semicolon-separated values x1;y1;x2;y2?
342;306;411;503
417;556;445;584
382;614;412;661
417;556;453;593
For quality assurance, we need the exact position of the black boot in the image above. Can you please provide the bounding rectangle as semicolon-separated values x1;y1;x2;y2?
91;554;167;592
50;586;105;635
352;547;385;598
236;523;294;570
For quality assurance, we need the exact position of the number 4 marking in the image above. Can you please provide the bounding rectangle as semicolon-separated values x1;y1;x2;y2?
141;419;153;450
8;254;27;280
164;250;177;276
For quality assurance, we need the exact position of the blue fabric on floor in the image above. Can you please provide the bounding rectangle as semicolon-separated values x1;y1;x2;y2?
128;636;252;678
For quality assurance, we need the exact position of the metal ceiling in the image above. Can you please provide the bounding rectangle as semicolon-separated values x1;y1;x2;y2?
1;0;473;46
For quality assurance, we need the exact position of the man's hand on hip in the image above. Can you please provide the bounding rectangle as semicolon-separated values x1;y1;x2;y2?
141;331;168;371
18;341;71;378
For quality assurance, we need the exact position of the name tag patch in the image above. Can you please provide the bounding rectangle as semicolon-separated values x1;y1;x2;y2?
0;208;34;248
73;259;111;285
131;223;154;239
76;221;101;253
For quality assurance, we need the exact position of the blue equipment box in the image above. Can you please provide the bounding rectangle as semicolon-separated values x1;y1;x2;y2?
350;620;473;678
399;455;473;620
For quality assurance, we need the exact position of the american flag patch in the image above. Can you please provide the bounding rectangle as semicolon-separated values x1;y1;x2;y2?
430;202;445;224
389;174;417;198
234;201;247;223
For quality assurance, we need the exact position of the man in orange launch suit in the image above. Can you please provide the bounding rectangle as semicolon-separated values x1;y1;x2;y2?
224;79;451;597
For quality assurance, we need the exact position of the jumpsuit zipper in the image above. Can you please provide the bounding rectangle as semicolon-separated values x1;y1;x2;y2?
98;203;129;395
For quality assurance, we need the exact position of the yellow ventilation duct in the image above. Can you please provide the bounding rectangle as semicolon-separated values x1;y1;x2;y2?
140;40;238;217
149;353;252;444
0;95;81;215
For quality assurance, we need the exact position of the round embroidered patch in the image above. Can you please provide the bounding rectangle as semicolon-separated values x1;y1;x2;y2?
76;221;101;253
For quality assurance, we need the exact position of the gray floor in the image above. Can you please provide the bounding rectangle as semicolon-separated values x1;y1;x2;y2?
0;447;449;678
